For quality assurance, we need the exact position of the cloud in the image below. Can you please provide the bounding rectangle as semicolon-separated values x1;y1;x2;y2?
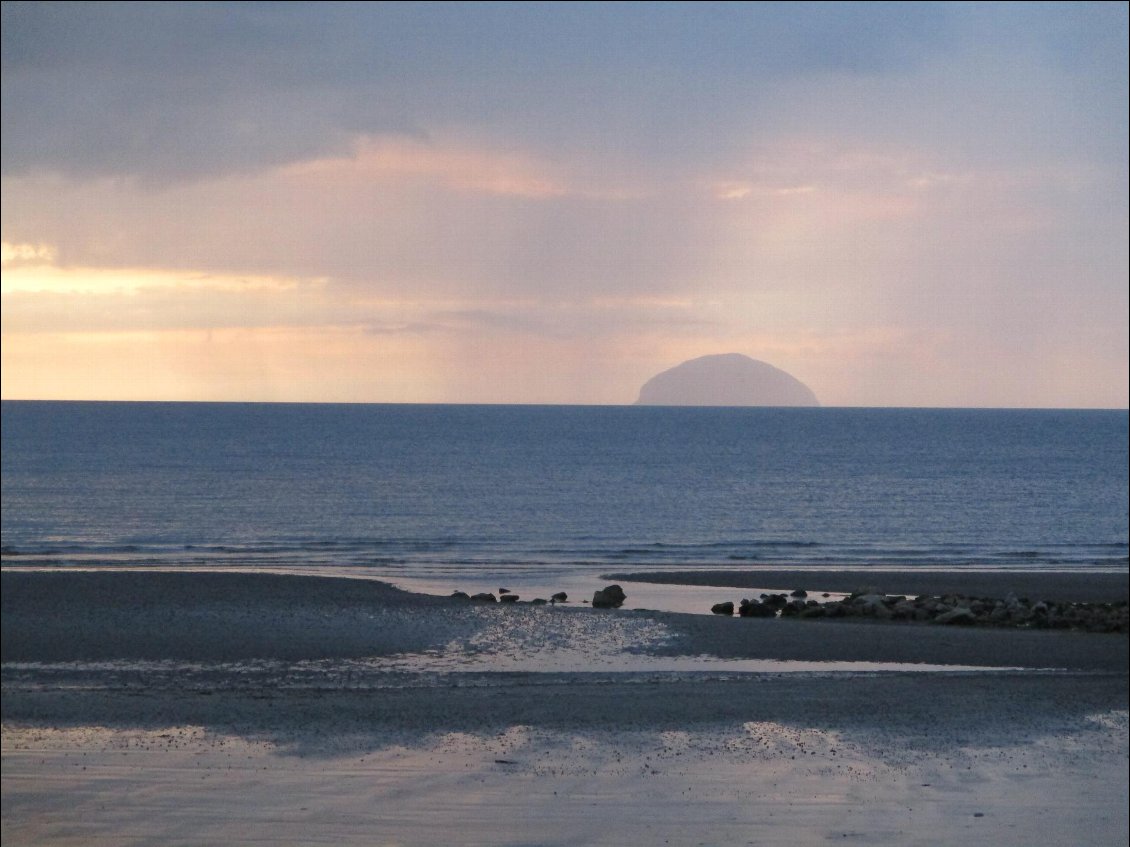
1;240;56;267
1;2;955;182
286;138;574;199
0;241;715;340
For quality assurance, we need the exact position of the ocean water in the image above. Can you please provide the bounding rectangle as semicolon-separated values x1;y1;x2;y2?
2;402;1126;593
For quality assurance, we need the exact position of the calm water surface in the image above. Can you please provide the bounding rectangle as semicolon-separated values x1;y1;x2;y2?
2;402;1126;587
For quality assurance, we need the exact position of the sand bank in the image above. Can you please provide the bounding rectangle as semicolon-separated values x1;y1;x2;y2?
3;569;1128;846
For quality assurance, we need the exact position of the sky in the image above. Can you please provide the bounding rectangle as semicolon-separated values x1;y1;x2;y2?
2;1;1127;407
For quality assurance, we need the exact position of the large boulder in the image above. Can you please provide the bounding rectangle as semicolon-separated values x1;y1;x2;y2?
592;584;627;608
711;601;735;616
739;598;775;618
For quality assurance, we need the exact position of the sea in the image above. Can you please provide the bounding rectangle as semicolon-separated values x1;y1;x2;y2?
2;401;1127;607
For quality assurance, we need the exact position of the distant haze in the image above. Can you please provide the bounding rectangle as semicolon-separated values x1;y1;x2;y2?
636;354;819;407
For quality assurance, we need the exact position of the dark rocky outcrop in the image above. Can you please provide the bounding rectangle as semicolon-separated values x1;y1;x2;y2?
715;588;1128;633
551;592;568;603
711;601;735;616
470;592;497;603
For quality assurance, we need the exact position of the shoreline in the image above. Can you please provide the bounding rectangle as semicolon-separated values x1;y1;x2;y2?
4;568;1128;846
3;569;1127;670
2;571;1130;677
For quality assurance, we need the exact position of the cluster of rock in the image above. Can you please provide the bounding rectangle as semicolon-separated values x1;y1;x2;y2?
450;588;569;606
449;584;629;609
712;589;817;618
710;589;1129;633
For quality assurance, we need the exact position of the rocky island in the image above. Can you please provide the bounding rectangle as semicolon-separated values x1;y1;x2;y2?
635;353;819;407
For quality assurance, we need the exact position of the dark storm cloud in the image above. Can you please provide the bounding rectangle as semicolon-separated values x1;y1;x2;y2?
1;1;951;181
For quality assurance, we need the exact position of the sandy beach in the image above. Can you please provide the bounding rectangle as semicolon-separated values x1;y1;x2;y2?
3;569;1128;846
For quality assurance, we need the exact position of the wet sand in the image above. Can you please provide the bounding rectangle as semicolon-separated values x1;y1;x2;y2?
3;569;1128;846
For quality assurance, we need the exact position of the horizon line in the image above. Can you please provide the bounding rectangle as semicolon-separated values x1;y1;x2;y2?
2;398;1127;412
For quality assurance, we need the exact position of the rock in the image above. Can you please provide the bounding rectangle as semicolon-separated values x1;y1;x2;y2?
989;606;1010;623
592;584;626;608
776;589;1128;634
470;592;497;603
934;607;977;625
450;590;470;600
550;592;568;603
849;594;893;619
530;598;548;605
739;598;775;618
790;589;808;598
498;588;511;595
891;601;917;620
853;593;888;608
862;598;893;619
871;604;893;620
780;600;807;616
711;601;735;616
499;593;519;603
